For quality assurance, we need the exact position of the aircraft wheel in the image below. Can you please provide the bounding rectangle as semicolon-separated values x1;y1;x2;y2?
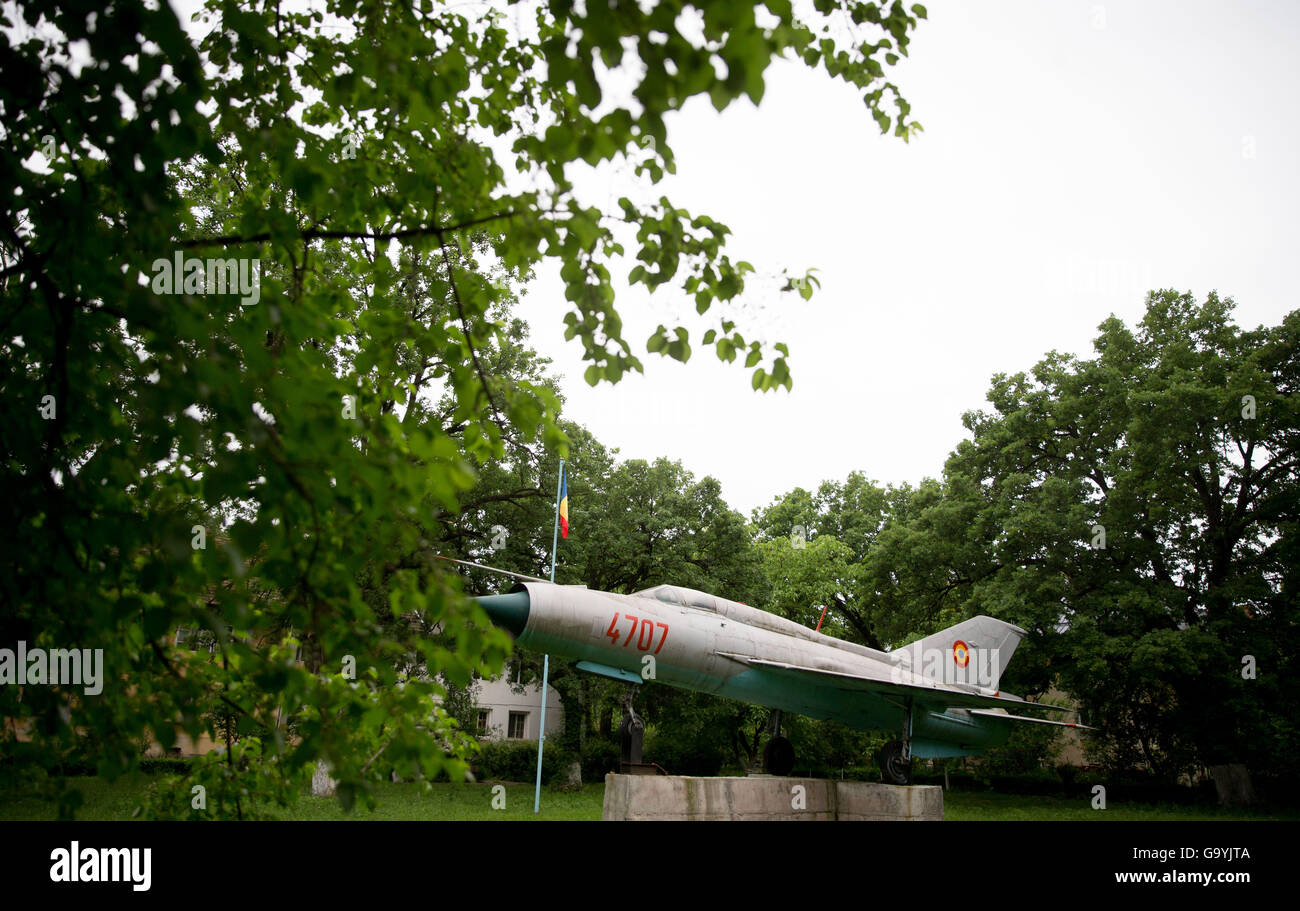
763;735;795;776
877;740;912;785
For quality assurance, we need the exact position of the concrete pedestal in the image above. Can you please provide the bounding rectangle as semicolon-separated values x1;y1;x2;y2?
601;774;943;821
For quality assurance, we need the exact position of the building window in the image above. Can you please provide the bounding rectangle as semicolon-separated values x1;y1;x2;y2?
508;712;527;739
476;710;490;735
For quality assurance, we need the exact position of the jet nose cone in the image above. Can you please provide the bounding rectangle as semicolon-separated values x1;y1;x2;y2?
473;590;531;638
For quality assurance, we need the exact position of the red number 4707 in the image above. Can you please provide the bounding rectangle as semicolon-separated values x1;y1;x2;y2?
605;613;668;654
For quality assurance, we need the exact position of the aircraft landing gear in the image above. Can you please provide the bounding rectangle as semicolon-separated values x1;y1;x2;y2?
877;740;911;785
878;699;914;785
762;709;796;776
618;686;645;768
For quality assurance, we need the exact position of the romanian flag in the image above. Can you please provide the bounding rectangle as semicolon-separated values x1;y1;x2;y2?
558;467;569;539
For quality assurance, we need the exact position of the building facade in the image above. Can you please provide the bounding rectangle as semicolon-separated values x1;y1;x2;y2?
472;674;565;741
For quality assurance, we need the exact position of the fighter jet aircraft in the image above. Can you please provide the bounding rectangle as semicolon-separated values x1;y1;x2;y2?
467;565;1085;784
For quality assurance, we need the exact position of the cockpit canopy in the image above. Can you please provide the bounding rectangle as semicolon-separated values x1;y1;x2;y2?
633;584;724;612
639;587;712;608
632;583;890;664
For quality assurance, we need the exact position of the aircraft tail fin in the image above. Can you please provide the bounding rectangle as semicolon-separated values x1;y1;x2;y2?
892;616;1026;691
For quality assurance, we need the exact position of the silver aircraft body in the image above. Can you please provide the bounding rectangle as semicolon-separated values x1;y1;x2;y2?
474;574;1082;777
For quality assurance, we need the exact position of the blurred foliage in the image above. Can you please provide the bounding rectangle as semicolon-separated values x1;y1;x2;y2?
1;0;925;816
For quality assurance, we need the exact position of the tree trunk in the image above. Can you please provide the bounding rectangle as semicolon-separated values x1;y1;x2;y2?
311;761;337;797
1208;764;1257;807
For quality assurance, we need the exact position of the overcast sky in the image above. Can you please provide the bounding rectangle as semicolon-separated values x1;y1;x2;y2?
518;0;1300;517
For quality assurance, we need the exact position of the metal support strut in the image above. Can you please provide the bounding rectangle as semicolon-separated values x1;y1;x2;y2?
902;699;913;764
766;708;783;740
618;685;644;767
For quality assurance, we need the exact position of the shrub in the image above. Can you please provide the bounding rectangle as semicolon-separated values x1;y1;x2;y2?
581;738;621;782
471;739;575;785
642;728;725;777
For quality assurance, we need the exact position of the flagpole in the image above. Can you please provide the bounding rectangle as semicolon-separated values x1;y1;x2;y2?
535;459;564;814
533;654;548;814
549;460;563;583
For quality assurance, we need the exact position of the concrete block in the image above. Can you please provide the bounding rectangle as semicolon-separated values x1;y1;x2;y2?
835;779;944;820
601;774;942;821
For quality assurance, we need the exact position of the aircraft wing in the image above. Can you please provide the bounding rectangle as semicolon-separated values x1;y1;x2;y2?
433;554;551;583
716;652;1072;714
967;709;1093;729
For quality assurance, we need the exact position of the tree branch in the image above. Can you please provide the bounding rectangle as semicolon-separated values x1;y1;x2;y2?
175;208;532;250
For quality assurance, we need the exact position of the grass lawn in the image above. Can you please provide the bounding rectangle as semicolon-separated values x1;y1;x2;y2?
0;777;606;821
941;789;1300;821
274;780;608;820
3;777;1295;821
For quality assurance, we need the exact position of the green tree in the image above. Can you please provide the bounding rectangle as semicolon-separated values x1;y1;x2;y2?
567;458;767;598
862;291;1298;781
753;473;913;648
756;534;855;633
1;0;926;815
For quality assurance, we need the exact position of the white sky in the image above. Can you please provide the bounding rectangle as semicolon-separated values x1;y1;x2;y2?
519;0;1300;517
153;0;1298;517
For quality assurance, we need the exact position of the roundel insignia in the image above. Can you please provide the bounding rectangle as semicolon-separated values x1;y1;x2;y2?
953;640;970;667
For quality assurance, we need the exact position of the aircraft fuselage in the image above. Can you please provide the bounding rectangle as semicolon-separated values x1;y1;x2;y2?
477;581;1019;758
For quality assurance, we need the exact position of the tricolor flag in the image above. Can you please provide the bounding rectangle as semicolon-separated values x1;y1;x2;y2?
558;467;569;539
